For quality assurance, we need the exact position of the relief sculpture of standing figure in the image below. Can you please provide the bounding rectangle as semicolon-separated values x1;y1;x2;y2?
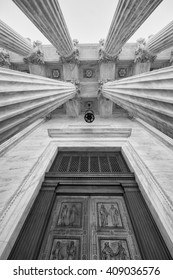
60;204;69;226
109;204;119;226
99;204;109;227
69;204;79;226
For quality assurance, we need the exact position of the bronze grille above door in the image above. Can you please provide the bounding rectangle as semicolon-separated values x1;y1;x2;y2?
50;152;130;174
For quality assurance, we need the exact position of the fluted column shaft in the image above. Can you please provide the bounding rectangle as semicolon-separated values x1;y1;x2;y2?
0;19;33;56
0;68;76;143
147;21;173;55
104;0;163;59
102;66;173;138
13;0;74;58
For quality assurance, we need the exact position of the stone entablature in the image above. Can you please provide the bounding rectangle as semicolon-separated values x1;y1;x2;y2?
7;43;172;64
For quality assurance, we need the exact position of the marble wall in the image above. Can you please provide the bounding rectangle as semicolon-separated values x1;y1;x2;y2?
0;115;173;259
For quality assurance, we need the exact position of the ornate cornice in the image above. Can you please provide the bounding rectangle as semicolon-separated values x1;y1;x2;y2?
134;38;156;63
24;40;44;65
59;39;80;64
0;48;10;67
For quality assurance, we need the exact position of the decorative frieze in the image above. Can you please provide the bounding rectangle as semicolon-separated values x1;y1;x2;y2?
147;20;173;55
0;19;32;56
0;48;10;67
0;68;77;144
102;66;173;138
13;0;75;58
103;0;163;59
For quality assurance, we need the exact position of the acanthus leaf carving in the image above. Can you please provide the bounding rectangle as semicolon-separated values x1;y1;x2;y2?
98;39;120;63
59;39;80;64
24;40;44;65
170;50;173;66
0;48;11;67
134;38;156;63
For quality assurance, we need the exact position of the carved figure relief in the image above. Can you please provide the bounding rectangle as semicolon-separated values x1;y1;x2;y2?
39;196;141;260
50;238;80;260
98;202;122;228
100;239;130;260
56;202;82;228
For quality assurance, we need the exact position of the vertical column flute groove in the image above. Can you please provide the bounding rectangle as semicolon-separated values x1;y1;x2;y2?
0;19;32;56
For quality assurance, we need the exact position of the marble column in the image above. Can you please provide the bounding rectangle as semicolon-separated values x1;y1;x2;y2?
0;68;77;144
102;0;163;60
13;0;75;59
102;66;173;138
147;20;173;55
0;19;32;56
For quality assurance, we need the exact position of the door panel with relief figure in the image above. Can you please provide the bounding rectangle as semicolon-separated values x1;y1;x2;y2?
38;195;141;260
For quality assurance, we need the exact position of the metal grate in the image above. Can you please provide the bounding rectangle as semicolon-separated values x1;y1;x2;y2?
50;152;129;173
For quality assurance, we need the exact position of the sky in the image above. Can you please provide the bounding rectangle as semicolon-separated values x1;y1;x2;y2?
0;0;173;44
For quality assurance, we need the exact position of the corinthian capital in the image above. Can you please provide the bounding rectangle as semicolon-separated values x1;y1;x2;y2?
24;41;44;65
0;48;11;67
60;39;80;64
99;39;120;63
134;38;156;63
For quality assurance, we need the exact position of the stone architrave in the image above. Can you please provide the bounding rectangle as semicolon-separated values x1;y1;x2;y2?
24;41;47;77
133;38;156;75
147;20;173;55
102;0;163;60
102;66;173;138
13;0;75;59
0;68;77;144
0;19;32;56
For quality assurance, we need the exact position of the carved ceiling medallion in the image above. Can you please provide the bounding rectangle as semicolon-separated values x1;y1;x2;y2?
118;68;127;78
52;69;60;78
84;69;94;78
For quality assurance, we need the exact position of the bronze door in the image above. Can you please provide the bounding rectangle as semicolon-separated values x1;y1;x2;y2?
38;195;141;260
